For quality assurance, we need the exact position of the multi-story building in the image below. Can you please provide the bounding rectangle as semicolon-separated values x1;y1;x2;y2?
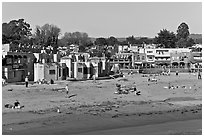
34;50;62;82
2;51;36;82
154;49;171;67
170;49;191;68
144;48;155;68
110;52;134;69
189;46;202;70
133;52;146;68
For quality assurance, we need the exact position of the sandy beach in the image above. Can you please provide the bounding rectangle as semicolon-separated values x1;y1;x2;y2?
2;72;202;135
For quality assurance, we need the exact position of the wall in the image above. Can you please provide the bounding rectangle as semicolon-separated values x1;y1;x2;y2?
2;66;24;82
2;52;36;82
34;63;45;82
34;63;60;82
44;63;59;81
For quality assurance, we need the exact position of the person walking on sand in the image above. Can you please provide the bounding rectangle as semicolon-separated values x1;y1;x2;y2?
65;84;69;95
133;83;137;95
198;69;201;79
176;71;179;76
25;76;29;88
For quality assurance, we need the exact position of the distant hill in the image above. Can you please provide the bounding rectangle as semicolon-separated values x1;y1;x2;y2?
90;34;202;44
90;37;147;42
189;34;202;44
116;37;126;42
189;34;202;39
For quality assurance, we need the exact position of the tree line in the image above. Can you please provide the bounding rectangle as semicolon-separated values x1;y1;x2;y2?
2;18;201;53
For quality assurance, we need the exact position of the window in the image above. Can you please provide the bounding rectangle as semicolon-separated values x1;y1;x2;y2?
142;56;145;60
59;68;61;77
84;67;88;74
6;58;12;65
13;71;16;77
13;58;18;64
147;51;153;53
27;57;31;63
49;70;55;75
78;68;83;73
137;55;140;60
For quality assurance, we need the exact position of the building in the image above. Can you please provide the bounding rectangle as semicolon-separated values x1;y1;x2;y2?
60;56;72;78
2;51;36;82
59;52;110;80
34;62;62;82
33;51;62;82
2;44;10;52
69;44;79;53
170;51;191;68
110;53;134;69
89;56;109;77
190;52;202;64
134;52;147;68
154;49;171;67
143;48;155;68
72;61;92;79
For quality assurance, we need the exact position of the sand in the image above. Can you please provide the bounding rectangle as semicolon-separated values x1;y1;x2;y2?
2;72;202;135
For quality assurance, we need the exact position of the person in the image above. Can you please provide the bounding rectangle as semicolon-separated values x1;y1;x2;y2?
147;77;151;82
93;74;96;83
25;76;29;87
176;71;178;76
198;69;201;79
2;78;6;86
130;70;133;75
168;69;171;76
133;83;137;95
50;79;54;84
14;100;20;109
115;83;122;94
65;84;69;95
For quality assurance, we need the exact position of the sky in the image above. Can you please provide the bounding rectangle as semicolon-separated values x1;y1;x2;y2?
2;2;202;38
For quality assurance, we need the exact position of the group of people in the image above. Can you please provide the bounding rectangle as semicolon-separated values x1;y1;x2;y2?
24;75;70;97
5;100;23;109
115;82;140;95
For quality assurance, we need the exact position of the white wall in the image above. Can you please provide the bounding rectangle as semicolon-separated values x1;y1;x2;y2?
34;63;45;81
2;44;10;52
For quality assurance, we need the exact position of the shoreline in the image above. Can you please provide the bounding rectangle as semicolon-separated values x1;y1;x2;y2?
2;73;202;135
3;102;202;135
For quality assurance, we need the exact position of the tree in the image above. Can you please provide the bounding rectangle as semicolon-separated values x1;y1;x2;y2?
137;37;153;44
79;40;93;52
154;29;177;48
95;37;107;46
107;36;118;46
33;24;61;53
61;32;90;45
186;38;195;47
118;40;128;45
176;22;190;48
2;19;32;45
126;35;136;44
60;31;92;52
176;22;189;40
